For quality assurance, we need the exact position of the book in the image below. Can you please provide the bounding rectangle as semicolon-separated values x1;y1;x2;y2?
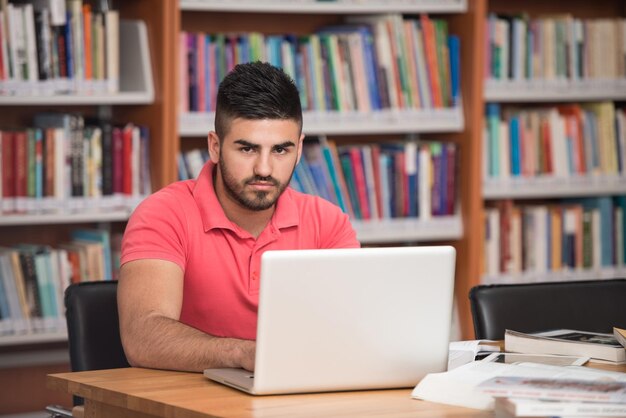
505;329;626;364
495;396;626;417
478;375;626;403
412;357;626;411
615;327;626;349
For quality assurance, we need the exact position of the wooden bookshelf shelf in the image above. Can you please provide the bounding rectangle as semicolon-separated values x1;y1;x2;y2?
180;0;467;14
482;266;626;286
353;215;463;243
483;176;626;199
0;20;154;106
0;196;144;225
180;107;465;137
484;79;626;103
0;330;68;347
0;210;135;226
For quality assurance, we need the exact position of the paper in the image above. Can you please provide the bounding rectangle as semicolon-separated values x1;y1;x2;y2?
412;359;626;410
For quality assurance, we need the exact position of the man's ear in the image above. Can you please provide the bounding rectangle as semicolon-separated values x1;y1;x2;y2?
295;133;305;165
208;131;220;164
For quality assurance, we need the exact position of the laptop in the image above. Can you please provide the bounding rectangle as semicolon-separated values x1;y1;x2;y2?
204;245;456;395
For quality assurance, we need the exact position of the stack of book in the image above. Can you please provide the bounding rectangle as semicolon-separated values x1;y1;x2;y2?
0;113;151;215
483;196;626;278
0;228;123;336
485;14;626;82
179;13;461;114
483;102;626;181
178;136;459;221
0;0;120;95
484;376;626;417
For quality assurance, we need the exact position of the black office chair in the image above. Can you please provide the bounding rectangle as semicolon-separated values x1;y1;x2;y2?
469;278;626;340
47;281;129;417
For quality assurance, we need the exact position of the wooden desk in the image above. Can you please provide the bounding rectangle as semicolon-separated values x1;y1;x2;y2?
48;367;491;418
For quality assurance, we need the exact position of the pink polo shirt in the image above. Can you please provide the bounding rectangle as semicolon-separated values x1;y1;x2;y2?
121;162;360;340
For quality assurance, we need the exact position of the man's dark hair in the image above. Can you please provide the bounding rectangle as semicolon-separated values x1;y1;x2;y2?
214;61;302;139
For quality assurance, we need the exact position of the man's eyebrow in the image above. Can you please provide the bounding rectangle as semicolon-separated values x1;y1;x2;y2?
273;141;296;148
234;139;259;148
233;139;296;149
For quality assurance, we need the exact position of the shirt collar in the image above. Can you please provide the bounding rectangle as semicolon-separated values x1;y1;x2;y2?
193;161;299;233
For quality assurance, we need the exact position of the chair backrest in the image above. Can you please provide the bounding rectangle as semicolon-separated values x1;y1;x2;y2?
65;281;129;373
469;279;626;340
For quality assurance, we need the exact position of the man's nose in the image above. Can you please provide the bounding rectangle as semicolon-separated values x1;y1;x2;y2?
253;153;272;178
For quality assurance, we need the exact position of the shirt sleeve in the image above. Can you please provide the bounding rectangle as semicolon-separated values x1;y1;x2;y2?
121;188;189;271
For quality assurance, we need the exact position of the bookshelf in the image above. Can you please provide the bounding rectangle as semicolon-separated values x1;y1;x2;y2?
177;0;487;341
0;1;177;415
480;0;626;287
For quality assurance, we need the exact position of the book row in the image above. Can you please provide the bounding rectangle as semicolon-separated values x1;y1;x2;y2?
486;14;626;81
484;102;626;180
0;0;120;95
0;228;121;336
483;196;626;277
179;13;460;114
0;113;152;214
179;138;458;220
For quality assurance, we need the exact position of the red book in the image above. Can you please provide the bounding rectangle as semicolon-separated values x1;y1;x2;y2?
349;147;370;220
541;118;553;174
122;125;133;195
83;4;92;80
1;131;15;200
196;33;206;111
44;128;55;197
13;131;28;198
420;14;443;108
370;144;383;219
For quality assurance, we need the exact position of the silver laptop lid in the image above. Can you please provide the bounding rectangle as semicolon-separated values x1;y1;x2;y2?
252;246;456;395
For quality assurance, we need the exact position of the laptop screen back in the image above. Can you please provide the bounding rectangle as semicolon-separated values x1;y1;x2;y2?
252;245;456;394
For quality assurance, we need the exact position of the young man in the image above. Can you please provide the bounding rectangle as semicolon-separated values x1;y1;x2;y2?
118;62;360;372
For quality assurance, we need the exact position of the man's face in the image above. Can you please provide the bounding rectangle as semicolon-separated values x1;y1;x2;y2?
209;118;304;212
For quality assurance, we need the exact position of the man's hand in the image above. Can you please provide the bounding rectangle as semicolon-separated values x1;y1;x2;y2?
238;340;256;371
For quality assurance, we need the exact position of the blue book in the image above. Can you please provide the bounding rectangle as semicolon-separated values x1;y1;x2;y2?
447;35;461;106
486;103;501;177
509;116;521;176
615;196;626;263
339;152;361;219
72;229;112;281
34;128;43;198
0;261;11;325
204;35;212;112
320;139;349;214
294;157;319;196
64;13;74;79
289;168;304;193
379;153;392;219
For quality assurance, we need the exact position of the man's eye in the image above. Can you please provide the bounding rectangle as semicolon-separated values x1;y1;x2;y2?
274;147;286;154
240;147;253;153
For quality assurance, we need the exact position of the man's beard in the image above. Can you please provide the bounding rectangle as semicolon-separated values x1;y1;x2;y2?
218;157;294;211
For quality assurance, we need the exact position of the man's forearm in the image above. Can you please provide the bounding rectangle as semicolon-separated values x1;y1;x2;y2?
122;314;254;372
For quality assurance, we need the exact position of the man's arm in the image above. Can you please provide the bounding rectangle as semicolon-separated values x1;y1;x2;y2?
117;259;255;372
